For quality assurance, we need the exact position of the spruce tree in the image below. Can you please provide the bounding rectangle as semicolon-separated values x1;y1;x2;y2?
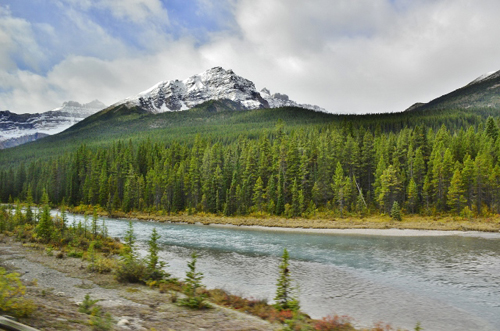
91;207;99;238
35;190;52;243
25;187;34;224
123;221;136;259
274;248;299;311
390;201;402;221
332;162;346;217
179;251;207;309
252;176;265;212
485;116;499;141
378;165;402;213
60;199;67;235
407;177;418;214
447;169;466;214
146;228;167;280
184;251;203;297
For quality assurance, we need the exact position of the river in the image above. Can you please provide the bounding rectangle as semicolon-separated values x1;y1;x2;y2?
62;212;500;331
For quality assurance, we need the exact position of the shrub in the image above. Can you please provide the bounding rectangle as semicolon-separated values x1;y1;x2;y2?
313;314;354;331
79;293;100;314
89;309;113;331
79;293;113;331
89;256;116;274
178;295;210;309
461;206;474;220
68;249;84;258
370;321;395;331
115;258;146;283
0;267;36;317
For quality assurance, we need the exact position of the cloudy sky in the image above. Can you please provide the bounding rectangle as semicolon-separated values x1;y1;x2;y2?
1;0;499;114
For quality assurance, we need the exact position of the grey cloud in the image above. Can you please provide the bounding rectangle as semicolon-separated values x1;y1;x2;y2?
2;0;500;114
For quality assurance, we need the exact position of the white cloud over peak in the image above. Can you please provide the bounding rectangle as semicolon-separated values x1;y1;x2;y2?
0;7;47;72
1;0;500;114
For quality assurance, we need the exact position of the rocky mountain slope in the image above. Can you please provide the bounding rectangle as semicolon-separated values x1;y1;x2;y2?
0;100;105;149
406;70;500;112
115;67;324;113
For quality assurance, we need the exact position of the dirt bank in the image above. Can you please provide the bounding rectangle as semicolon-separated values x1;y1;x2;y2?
79;208;500;233
0;235;278;331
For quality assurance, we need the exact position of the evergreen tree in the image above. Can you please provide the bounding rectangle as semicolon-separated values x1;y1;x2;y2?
145;228;167;280
377;165;402;213
485;116;499;141
407;177;418;214
276;170;285;215
60;198;67;234
98;165;109;206
252;176;265;212
461;154;475;208
179;251;207;309
274;248;299;311
35;190;52;243
123;221;137;259
25;187;34;224
332;162;347;217
447;169;466;214
391;201;402;221
91;207;99;238
291;179;300;217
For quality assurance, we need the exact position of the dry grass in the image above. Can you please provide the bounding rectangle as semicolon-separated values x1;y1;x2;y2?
72;206;500;233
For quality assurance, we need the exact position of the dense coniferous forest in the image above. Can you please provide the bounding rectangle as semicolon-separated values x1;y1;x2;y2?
1;103;499;219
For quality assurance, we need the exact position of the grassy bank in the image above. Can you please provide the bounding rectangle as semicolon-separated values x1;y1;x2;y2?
70;206;500;232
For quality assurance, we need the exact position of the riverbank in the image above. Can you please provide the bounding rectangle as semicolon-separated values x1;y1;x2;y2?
0;234;279;331
71;207;500;233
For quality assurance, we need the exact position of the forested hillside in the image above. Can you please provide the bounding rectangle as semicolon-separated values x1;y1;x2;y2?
1;103;499;219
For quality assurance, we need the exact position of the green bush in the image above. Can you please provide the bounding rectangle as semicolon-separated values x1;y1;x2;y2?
79;293;100;314
89;309;113;331
178;295;210;309
88;256;116;274
68;249;84;258
79;293;113;331
0;267;36;317
115;258;147;283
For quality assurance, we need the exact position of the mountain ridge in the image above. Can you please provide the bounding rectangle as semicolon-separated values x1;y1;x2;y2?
0;100;106;149
114;67;325;113
405;69;500;112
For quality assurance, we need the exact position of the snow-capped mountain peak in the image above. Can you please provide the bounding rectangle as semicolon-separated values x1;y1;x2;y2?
0;100;106;149
468;70;500;86
51;100;106;117
117;67;324;113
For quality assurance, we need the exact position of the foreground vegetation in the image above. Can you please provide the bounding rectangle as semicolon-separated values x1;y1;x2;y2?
0;201;422;330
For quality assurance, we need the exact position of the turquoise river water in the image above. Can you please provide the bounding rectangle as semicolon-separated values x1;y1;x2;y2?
63;212;500;331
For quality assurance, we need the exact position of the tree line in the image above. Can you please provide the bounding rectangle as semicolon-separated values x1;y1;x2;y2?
1;117;499;218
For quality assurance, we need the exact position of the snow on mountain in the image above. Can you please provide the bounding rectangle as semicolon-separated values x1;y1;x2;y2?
467;70;500;86
116;67;325;113
259;88;325;112
0;100;106;149
51;100;106;118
